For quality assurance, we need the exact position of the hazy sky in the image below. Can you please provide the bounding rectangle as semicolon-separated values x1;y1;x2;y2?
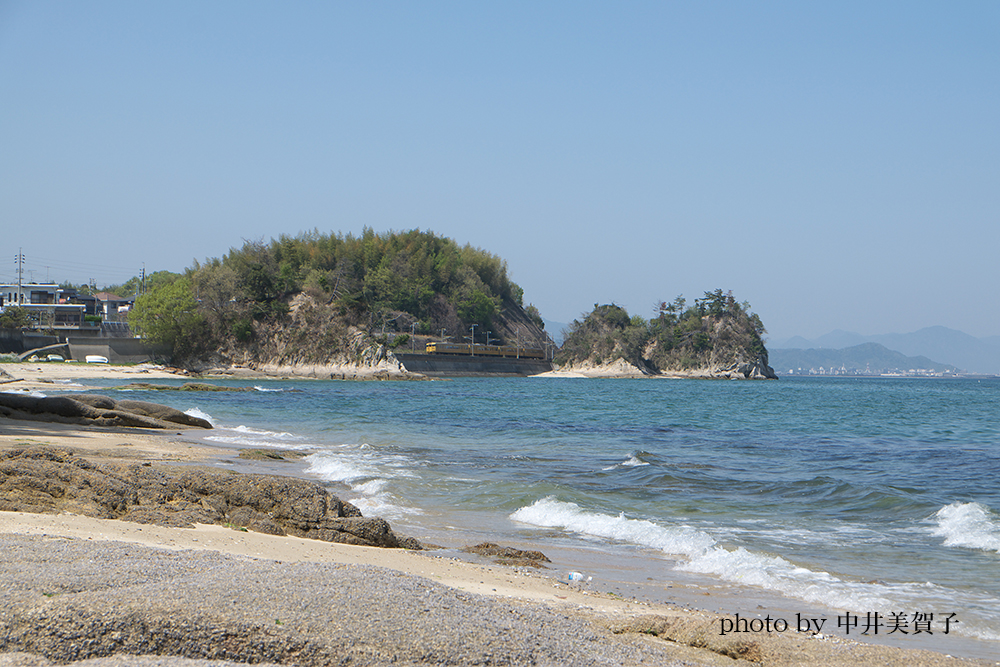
2;2;998;341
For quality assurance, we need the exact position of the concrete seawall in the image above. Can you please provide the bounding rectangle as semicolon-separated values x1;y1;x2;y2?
394;353;552;377
67;337;169;364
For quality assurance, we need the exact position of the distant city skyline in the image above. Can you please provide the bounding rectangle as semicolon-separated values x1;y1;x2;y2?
3;2;998;341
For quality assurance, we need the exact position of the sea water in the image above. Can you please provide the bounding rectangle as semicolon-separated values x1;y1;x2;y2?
88;376;999;659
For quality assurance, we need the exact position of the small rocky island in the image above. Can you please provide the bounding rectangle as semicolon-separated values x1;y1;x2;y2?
554;292;777;379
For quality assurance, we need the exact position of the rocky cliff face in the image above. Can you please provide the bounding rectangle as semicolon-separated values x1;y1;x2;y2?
644;315;778;379
188;292;550;377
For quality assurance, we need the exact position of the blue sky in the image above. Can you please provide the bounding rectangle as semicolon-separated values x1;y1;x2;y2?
2;1;998;341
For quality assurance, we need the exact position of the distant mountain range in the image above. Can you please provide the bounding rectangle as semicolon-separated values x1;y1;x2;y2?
769;342;960;376
542;319;569;346
770;326;1000;375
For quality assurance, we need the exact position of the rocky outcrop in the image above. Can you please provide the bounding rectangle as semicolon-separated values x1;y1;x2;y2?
0;446;421;549
109;382;260;392
462;542;551;568
0;394;213;429
547;358;653;378
717;354;778;379
556;300;778;380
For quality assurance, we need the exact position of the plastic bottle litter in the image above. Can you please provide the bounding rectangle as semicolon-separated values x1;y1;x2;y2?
567;571;584;581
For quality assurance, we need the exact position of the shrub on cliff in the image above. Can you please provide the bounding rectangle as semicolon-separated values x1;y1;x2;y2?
555;304;649;369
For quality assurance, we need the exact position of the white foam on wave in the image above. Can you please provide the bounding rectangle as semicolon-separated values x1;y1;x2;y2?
184;407;216;426
1;389;47;397
203;422;315;449
931;502;1000;554
511;496;714;553
602;455;650;471
305;446;421;519
510;497;1000;636
253;385;285;392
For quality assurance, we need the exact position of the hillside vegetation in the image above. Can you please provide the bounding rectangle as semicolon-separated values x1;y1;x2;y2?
556;291;776;379
128;229;548;370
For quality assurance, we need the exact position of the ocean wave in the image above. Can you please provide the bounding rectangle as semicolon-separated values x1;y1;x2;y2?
305;446;421;519
931;502;1000;554
509;497;1000;629
184;407;215;426
2;389;47;397
202;422;315;449
601;454;651;470
510;497;714;554
349;489;425;519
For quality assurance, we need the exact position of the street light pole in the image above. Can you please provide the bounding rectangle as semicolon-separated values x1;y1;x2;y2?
470;324;477;356
411;322;416;351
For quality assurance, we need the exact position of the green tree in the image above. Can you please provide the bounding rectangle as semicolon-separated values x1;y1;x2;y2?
0;306;31;329
129;278;202;351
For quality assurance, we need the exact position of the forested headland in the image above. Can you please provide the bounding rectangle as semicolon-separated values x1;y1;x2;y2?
126;229;548;371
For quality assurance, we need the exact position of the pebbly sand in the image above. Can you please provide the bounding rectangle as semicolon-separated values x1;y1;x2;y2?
1;362;996;666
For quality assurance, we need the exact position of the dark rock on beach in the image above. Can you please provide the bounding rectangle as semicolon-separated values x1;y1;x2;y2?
0;446;421;550
462;542;551;568
237;448;307;462
0;394;212;429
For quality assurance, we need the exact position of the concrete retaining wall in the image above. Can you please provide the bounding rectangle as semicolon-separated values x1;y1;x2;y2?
0;331;60;355
395;353;552;377
67;337;169;364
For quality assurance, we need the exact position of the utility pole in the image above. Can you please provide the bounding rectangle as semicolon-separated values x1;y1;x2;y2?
14;249;24;304
485;330;492;346
410;322;416;351
516;327;520;359
470;324;477;356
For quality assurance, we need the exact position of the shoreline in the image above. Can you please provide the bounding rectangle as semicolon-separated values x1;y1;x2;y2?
2;365;997;665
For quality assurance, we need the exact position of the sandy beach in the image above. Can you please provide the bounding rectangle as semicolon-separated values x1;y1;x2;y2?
1;362;996;666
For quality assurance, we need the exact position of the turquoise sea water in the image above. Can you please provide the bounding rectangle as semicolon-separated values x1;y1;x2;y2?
62;376;1000;659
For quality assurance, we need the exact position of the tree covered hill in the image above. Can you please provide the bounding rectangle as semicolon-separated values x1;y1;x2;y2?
556;290;777;379
128;229;548;368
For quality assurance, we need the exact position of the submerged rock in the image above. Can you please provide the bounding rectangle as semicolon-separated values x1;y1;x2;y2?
109;382;259;392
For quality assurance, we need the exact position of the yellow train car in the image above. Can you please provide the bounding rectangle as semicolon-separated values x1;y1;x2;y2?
426;341;545;359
